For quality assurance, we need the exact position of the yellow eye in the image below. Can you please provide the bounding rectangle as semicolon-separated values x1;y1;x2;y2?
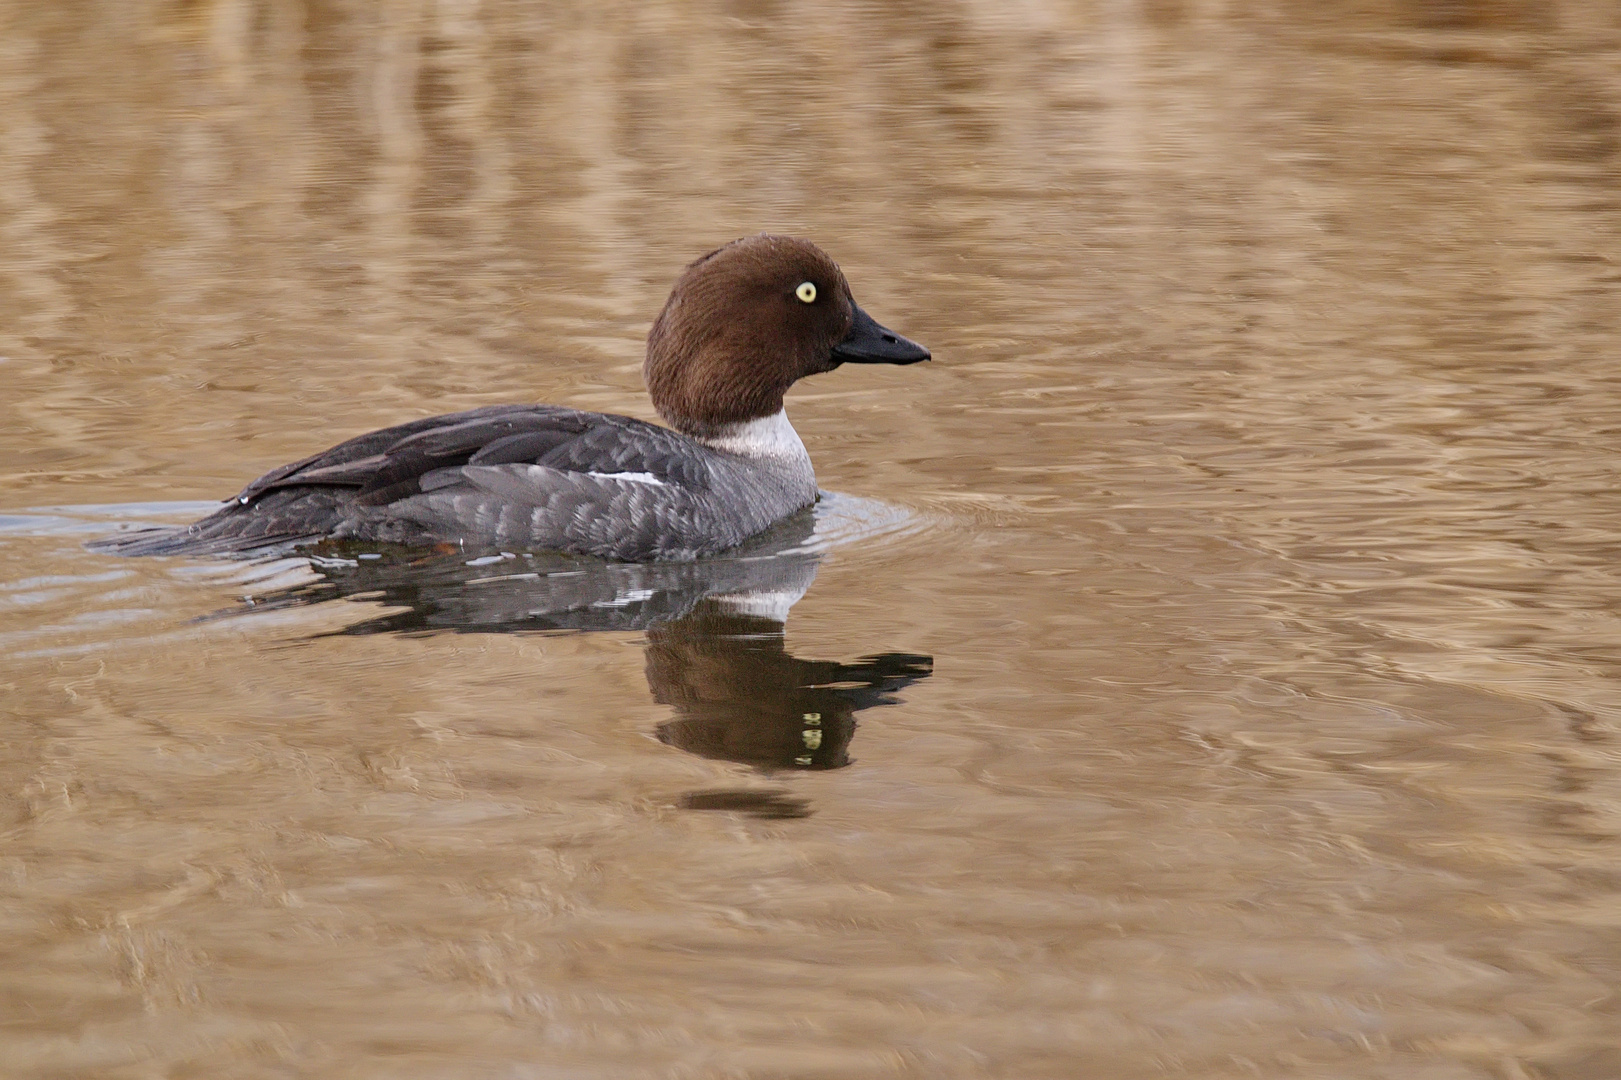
795;281;817;304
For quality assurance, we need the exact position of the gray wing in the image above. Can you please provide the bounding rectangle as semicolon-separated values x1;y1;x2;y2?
388;464;749;561
242;407;713;504
91;406;727;558
230;404;557;503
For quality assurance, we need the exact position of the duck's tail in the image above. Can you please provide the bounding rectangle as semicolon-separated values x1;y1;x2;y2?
86;489;345;557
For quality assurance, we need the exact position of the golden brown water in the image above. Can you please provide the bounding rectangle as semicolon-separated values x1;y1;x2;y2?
5;1;1621;1076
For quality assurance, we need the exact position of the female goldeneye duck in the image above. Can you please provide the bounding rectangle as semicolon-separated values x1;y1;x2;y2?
92;234;929;562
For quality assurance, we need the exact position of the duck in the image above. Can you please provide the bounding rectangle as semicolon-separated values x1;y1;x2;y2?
90;235;929;561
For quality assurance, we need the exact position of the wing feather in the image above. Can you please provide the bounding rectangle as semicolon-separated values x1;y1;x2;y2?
232;406;710;508
96;405;766;560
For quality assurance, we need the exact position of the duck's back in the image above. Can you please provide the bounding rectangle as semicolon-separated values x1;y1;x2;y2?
91;405;818;561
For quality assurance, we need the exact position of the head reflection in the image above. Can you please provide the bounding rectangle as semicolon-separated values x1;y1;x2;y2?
647;601;930;771
234;506;932;801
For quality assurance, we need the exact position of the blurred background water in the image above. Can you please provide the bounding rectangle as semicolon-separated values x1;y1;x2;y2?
5;1;1621;1076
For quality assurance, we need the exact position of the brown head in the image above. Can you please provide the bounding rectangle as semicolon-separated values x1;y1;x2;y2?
644;235;929;436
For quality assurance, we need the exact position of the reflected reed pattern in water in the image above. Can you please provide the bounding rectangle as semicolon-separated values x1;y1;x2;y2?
4;1;1621;1077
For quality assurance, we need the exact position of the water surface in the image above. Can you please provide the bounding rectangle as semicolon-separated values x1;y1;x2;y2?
5;2;1621;1076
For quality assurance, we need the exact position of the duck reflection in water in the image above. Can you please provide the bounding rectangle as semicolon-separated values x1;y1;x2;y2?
231;500;931;815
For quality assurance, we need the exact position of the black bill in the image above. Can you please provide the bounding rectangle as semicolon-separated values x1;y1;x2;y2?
831;302;931;364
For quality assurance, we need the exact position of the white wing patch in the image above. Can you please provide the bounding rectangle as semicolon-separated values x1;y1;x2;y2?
586;471;666;486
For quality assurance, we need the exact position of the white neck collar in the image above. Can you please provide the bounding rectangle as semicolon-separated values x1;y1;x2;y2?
697;409;811;464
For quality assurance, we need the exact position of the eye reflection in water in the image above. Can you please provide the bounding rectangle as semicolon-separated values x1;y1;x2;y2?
225;503;933;817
